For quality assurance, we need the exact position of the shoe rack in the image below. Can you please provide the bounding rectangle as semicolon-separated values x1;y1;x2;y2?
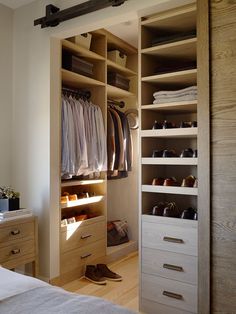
58;30;138;285
139;4;198;314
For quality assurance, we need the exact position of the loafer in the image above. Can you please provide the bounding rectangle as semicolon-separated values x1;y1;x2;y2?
163;202;180;218
181;207;198;220
152;177;164;185
97;264;122;281
163;177;179;186
162;149;177;157
152;149;164;157
180;148;194;158
152;202;167;216
181;175;196;187
85;265;107;285
163;120;175;129
152;120;162;129
180;121;192;128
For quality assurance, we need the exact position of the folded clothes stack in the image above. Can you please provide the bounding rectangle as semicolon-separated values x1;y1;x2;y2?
153;85;197;104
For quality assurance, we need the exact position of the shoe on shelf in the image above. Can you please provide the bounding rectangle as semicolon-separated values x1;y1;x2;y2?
180;148;194;158
193;149;198;158
97;264;122;282
152;177;165;186
152;120;162;129
85;265;107;285
163;177;179;186
162;149;177;157
152;149;164;157
181;207;198;220
152;202;168;216
163;202;181;218
181;175;196;187
162;120;176;129
191;121;197;128
193;178;198;188
180;121;198;128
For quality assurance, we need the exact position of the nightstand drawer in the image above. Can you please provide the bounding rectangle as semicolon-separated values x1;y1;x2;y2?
0;239;35;264
0;221;34;247
142;247;198;285
142;221;197;256
142;273;197;313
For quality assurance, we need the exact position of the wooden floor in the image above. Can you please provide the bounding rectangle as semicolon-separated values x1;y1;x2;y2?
62;252;139;312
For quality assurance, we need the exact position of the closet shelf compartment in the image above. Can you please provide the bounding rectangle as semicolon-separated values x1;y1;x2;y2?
61;195;105;209
141;100;197;113
142;185;198;196
106;240;137;256
61;179;105;188
141;69;197;86
62;40;105;61
107;84;135;99
61;69;105;87
142;157;198;166
61;215;105;231
107;59;137;77
141;127;198;138
141;37;197;60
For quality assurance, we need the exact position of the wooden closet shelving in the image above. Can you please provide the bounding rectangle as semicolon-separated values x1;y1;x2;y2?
61;179;105;188
141;127;198;138
141;157;198;166
61;69;105;87
141;100;197;113
141;69;197;85
142;185;198;196
61;195;105;209
107;84;135;98
107;59;137;77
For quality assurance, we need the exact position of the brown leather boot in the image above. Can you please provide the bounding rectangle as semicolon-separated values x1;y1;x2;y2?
97;264;122;281
85;265;107;285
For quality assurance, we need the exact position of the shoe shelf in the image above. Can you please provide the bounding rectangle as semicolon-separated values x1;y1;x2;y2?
61;69;105;88
141;100;197;113
62;39;105;61
107;84;136;99
142;185;198;196
107;59;137;78
61;179;105;188
141;69;197;86
141;37;197;60
61;195;105;209
61;215;105;231
141;127;198;138
142;157;198;166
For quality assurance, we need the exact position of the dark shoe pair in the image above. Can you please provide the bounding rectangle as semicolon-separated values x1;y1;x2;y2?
152;202;180;218
181;175;197;188
180;148;198;158
181;207;198;220
152;149;177;158
180;121;197;128
152;177;179;186
152;120;176;130
85;264;122;285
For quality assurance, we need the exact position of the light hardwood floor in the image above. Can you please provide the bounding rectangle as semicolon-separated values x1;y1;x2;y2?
62;252;139;312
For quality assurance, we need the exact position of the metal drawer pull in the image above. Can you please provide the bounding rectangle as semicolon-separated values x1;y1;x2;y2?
163;264;184;272
163;236;184;244
80;253;92;259
11;230;20;236
163;290;183;300
11;249;21;255
81;234;92;239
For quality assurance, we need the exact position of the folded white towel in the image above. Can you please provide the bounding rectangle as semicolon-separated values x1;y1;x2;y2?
153;86;197;98
153;94;197;104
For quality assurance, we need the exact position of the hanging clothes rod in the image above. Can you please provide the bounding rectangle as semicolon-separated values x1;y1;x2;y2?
62;87;91;99
107;99;125;108
34;0;127;28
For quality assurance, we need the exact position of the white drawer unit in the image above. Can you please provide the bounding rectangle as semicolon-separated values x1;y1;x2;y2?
141;298;196;314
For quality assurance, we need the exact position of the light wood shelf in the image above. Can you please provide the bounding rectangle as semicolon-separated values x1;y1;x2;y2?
107;59;137;77
106;240;136;255
61;195;104;209
61;69;105;88
141;127;198;138
141;157;198;166
142;185;198;196
141;37;197;60
61;215;105;230
61;179;105;188
141;100;197;113
107;84;135;99
141;69;197;86
62;40;105;61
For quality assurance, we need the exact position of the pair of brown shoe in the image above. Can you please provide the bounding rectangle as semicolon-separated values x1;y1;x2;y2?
152;177;179;186
85;264;122;285
181;175;198;188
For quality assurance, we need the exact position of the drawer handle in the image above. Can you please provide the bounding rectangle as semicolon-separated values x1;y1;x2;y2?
11;230;20;236
11;249;21;255
163;236;184;244
81;234;92;239
163;290;183;300
80;253;92;259
163;264;184;272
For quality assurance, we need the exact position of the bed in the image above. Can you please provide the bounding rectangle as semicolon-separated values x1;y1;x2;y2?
0;267;135;314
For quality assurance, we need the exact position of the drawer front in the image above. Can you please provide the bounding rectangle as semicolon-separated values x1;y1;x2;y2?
61;220;106;253
61;239;106;274
141;298;195;314
0;221;35;247
142;247;198;285
142;221;197;256
142;273;197;313
0;239;35;264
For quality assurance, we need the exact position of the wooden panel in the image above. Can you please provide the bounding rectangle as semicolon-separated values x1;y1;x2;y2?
142;157;198;166
0;221;34;246
141;100;197;113
62;40;105;61
210;0;236;313
141;273;197;313
61;69;105;87
0;239;35;264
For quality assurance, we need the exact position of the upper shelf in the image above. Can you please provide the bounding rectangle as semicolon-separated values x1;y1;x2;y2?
141;69;197;86
61;179;105;188
107;59;137;77
142;157;198;166
62;40;105;61
61;195;104;209
107;84;135;99
141;127;198;138
141;100;197;113
61;69;105;88
141;37;197;61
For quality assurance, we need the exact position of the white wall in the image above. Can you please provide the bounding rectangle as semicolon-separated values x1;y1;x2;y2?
0;4;13;186
12;0;194;280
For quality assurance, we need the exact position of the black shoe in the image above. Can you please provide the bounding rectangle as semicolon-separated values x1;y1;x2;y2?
162;149;177;157
163;120;175;129
152;149;164;157
193;149;198;158
152;120;162;129
85;265;107;285
181;207;198;220
180;148;194;158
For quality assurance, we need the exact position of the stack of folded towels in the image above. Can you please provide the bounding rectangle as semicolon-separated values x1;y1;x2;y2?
153;85;197;104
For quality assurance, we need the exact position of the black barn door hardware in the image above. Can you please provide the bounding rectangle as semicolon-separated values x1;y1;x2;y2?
34;0;127;28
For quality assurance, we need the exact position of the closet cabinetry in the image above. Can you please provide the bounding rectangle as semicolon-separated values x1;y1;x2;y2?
139;4;198;314
59;29;138;284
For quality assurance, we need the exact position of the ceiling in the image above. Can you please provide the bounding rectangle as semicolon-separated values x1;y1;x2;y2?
0;0;35;9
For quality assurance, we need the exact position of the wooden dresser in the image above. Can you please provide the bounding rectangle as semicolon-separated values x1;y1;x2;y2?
0;216;38;276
